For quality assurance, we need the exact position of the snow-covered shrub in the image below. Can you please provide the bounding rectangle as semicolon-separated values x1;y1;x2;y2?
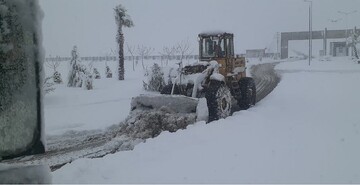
105;65;113;78
93;68;101;79
83;72;93;90
143;63;166;92
53;71;62;84
67;46;93;90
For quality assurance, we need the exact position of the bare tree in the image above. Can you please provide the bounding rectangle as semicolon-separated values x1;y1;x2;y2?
45;60;60;73
175;40;192;63
160;46;176;66
158;52;165;67
104;49;116;62
126;43;136;71
114;4;134;80
45;60;63;84
137;45;154;69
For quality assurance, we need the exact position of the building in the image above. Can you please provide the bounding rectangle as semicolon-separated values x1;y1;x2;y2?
329;42;348;57
246;49;266;58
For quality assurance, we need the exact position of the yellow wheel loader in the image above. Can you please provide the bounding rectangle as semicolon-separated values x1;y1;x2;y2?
131;32;256;123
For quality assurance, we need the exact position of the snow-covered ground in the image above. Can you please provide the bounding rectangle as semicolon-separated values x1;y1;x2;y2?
51;57;360;183
44;59;187;135
44;60;140;135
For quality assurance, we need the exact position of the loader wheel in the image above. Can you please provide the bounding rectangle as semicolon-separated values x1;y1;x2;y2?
238;77;256;110
206;81;232;122
161;84;180;95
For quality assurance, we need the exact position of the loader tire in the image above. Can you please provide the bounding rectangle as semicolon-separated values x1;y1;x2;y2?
161;84;180;95
238;77;256;110
205;80;232;122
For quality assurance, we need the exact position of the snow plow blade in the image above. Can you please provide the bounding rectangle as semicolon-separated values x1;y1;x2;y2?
131;94;199;113
130;94;208;123
121;94;208;139
115;94;207;139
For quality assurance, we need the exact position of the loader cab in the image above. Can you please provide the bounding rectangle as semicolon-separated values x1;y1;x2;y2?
198;32;235;61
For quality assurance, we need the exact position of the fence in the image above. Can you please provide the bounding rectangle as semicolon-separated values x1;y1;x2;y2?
45;55;200;62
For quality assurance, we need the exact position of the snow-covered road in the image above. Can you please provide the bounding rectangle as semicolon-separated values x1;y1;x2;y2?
2;60;281;171
251;62;281;102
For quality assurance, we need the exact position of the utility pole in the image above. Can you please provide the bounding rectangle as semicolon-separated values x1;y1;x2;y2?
276;32;280;59
304;0;312;66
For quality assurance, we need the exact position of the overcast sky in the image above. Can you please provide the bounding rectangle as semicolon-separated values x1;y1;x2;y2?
39;0;360;57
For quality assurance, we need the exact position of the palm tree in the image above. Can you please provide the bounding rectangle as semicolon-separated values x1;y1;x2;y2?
114;4;134;80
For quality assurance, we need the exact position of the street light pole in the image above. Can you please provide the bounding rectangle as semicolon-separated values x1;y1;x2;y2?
304;0;312;66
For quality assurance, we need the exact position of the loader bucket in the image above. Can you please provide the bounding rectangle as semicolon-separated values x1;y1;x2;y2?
131;94;199;113
118;94;209;140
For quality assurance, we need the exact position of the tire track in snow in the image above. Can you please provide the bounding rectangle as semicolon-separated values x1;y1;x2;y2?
251;62;281;103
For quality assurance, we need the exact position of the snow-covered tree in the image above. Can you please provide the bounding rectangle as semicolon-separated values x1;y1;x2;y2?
67;46;93;90
68;46;81;87
175;40;192;63
126;43;136;71
143;63;166;92
114;4;134;80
